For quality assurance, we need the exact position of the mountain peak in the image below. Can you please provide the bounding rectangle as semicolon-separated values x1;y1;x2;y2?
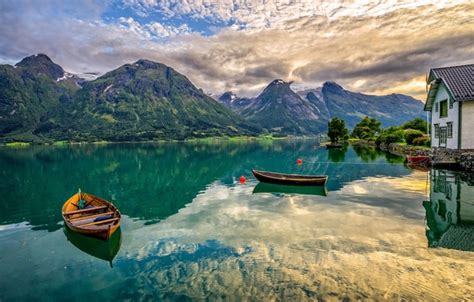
269;79;292;87
322;81;344;90
219;91;238;103
16;53;53;64
15;53;64;80
132;59;168;70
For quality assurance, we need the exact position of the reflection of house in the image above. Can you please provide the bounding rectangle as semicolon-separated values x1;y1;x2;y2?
424;169;474;251
424;64;474;149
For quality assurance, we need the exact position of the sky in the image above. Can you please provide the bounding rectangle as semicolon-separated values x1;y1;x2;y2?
0;0;472;100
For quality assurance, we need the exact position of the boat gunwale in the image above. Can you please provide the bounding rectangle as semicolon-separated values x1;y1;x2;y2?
252;169;327;181
62;192;121;240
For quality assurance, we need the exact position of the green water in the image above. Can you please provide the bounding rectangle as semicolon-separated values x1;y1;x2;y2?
0;141;473;301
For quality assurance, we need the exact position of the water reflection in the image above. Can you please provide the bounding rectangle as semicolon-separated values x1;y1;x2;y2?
64;227;122;267
252;182;327;196
424;169;474;251
327;144;348;162
1;144;474;301
0;141;410;229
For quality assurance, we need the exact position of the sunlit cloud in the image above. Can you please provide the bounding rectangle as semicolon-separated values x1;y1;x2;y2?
0;0;472;99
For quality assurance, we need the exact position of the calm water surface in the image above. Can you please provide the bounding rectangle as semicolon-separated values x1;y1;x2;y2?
0;141;473;301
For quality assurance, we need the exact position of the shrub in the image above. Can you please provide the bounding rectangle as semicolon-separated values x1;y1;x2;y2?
412;136;430;147
376;126;405;145
405;129;424;145
402;118;428;133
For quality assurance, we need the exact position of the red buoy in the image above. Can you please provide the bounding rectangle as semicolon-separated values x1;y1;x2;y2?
239;176;246;184
297;159;303;165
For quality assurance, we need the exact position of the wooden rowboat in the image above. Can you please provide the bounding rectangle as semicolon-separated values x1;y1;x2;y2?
252;170;328;186
62;191;121;241
406;155;431;166
326;143;343;149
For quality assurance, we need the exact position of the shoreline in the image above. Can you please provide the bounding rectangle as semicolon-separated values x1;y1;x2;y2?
350;140;474;172
0;135;326;148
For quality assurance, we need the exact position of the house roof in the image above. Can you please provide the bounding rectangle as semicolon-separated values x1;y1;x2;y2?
424;64;474;111
431;64;474;101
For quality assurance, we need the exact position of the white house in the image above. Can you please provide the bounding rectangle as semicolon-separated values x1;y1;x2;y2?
424;64;474;149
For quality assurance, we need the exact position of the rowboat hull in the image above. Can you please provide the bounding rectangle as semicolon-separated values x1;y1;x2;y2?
62;192;121;241
406;155;431;166
252;170;328;186
326;144;343;149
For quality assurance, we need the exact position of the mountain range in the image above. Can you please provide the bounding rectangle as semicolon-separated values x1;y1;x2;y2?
218;80;425;134
0;54;425;143
0;54;257;142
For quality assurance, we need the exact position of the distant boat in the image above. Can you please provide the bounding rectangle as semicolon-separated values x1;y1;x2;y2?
406;155;431;167
326;143;343;149
253;182;328;196
252;169;328;186
62;191;121;241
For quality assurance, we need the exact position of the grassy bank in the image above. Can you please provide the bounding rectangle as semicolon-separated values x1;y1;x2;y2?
1;134;326;148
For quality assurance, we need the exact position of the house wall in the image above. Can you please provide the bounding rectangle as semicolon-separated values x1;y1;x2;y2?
461;101;474;149
459;181;474;223
429;170;459;229
430;82;459;149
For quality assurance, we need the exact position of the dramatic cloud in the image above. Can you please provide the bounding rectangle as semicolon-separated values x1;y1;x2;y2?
0;0;472;100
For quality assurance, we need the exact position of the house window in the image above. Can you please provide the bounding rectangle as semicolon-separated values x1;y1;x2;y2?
435;102;439;112
447;122;453;138
440;100;448;118
449;98;454;109
434;124;440;138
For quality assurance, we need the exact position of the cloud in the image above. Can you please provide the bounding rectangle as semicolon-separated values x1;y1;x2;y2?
123;0;465;30
0;0;472;100
118;17;191;38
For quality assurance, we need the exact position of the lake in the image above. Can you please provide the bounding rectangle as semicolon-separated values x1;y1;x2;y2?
0;141;473;301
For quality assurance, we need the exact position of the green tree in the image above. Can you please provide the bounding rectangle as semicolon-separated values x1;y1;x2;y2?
376;126;405;145
402;118;428;133
404;129;424;145
327;117;348;144
351;116;381;140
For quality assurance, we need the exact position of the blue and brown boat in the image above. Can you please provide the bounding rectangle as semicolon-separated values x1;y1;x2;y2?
252;170;328;186
62;190;121;241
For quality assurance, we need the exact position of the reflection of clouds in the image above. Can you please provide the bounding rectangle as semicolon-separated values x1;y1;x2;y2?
118;175;473;300
131;173;430;248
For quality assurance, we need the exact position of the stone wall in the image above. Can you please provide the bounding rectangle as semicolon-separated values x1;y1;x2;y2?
425;147;474;171
379;143;431;157
459;153;474;172
351;141;474;172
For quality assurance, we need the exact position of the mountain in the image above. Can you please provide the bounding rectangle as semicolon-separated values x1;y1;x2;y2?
0;54;80;140
0;55;259;142
240;80;327;134
319;81;425;129
220;80;425;134
217;91;253;113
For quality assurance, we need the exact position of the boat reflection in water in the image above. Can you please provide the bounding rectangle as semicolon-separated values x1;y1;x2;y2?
424;169;474;252
64;226;122;267
253;182;327;197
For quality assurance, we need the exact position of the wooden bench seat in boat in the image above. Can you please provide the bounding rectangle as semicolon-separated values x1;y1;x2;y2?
79;218;120;227
63;206;108;215
69;211;114;222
